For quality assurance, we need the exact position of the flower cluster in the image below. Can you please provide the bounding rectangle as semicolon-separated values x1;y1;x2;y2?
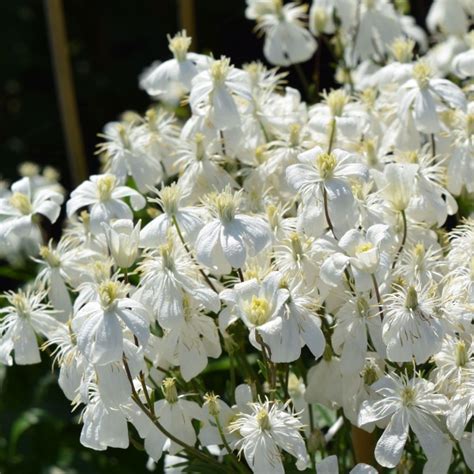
1;1;473;472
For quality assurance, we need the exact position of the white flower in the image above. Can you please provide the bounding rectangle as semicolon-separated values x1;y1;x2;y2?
189;57;252;130
195;188;271;273
220;272;290;359
382;284;444;363
0;289;59;366
66;174;146;235
35;237;100;319
287;147;368;237
72;280;150;365
398;61;466;133
316;455;377;474
138;240;220;329
320;224;390;290
0;176;63;238
140;184;204;247
359;373;451;472
332;296;384;375
371;162;418;212
230;399;308;473
139;31;209;99
255;1;317;66
139;378;203;461
104;219;141;268
161;297;221;381
427;0;469;35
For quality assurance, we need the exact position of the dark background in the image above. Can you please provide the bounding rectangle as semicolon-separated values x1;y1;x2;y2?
0;1;433;473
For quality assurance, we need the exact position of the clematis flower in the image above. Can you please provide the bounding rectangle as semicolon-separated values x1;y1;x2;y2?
195;188;271;274
398;61;466;134
66;174;146;235
139;30;209;100
189;56;252;130
0;176;63;238
72;280;150;365
103;219;141;269
359;373;452;472
254;1;317;66
316;455;377;474
229;399;308;473
382;284;444;363
161;297;221;381
0;288;59;366
287;146;368;238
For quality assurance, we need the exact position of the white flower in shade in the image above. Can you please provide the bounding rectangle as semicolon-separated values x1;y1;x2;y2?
72;280;150;365
98;122;162;193
316;455;377;474
189;56;252;130
104;219;141;269
351;0;402;62
371;162;418;212
140;184;204;247
305;357;343;409
0;289;59;366
432;336;474;441
138;240;220;329
255;1;317;66
359;373;451;472
382;284;445;363
398;61;466;134
139;30;209;99
79;383;130;451
287;147;368;238
427;0;469;35
446;107;474;196
229;399;308;473
138;378;203;461
453;47;474;78
320;224;390;291
219;271;290;359
0;176;63;238
35;237;100;320
195;188;271;274
332;296;384;376
173;132;236;200
161;297;221;381
66;174;146;235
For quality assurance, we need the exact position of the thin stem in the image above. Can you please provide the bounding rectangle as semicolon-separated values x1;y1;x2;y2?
255;331;276;398
323;187;337;240
133;335;155;415
213;416;248;474
172;215;218;293
391;210;407;270
430;133;436;157
237;268;245;283
293;63;311;100
371;273;384;320
327;117;336;154
122;356;224;469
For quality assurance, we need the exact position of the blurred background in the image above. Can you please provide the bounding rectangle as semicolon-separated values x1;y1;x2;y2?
0;1;433;473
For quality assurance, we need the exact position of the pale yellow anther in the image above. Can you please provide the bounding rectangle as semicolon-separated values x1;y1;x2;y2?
326;90;349;117
413;61;432;89
10;192;33;215
245;295;271;326
256;408;271;430
168;31;191;61
96;175;116;201
390;38;415;63
210;57;231;84
162;377;178;404
356;242;374;254
316;152;337;179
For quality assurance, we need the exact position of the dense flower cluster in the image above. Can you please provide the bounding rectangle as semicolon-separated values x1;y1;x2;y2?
1;0;473;472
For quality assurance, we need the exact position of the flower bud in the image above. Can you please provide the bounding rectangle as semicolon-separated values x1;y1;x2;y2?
104;219;141;268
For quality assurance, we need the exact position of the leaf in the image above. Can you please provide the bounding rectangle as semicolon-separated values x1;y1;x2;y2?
9;408;49;457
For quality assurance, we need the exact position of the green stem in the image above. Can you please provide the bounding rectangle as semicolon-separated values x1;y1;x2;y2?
371;273;384;320
172;215;218;293
391;210;407;270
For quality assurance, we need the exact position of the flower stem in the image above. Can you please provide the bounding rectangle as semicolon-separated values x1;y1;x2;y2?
371;274;384;320
122;356;226;470
293;63;311;100
391;210;407;270
172;215;218;293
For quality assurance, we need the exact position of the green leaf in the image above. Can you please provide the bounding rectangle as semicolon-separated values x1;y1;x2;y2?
9;408;49;457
